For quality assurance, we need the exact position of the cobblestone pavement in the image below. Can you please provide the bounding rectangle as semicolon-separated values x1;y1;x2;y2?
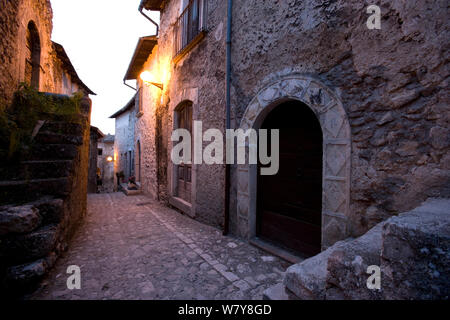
30;193;291;300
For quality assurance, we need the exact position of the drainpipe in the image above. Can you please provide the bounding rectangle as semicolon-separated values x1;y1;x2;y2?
123;80;137;91
223;0;233;236
139;4;159;36
123;4;159;91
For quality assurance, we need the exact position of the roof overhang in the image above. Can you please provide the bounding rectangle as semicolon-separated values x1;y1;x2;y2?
52;41;96;95
102;134;115;143
109;94;136;119
139;0;165;11
123;36;157;81
90;126;104;139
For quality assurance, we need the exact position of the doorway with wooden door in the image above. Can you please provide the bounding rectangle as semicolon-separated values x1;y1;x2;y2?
175;101;193;203
257;100;323;257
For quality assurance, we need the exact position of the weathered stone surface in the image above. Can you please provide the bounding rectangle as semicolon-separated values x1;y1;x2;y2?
35;199;64;224
263;283;299;300
429;126;450;150
0;205;41;236
380;198;450;300
5;259;47;287
279;198;450;300
325;223;384;300
284;243;345;300
0;225;58;263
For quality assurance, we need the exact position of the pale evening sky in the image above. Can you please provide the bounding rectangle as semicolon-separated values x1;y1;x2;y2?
51;0;160;135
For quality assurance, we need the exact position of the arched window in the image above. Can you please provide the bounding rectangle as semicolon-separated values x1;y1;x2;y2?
25;21;41;90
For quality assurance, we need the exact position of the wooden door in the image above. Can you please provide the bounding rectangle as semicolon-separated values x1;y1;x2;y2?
176;103;192;203
257;101;323;257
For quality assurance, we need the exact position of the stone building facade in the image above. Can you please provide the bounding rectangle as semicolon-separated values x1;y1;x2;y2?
120;0;449;259
111;96;137;189
0;0;93;104
97;134;115;193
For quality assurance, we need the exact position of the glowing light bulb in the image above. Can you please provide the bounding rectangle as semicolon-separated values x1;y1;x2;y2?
140;71;154;83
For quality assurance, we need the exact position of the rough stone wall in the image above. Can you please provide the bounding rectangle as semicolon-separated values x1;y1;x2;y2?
64;97;91;238
0;97;92;296
88;127;99;193
0;0;80;103
135;74;159;199
0;0;21;104
230;0;450;238
138;0;227;226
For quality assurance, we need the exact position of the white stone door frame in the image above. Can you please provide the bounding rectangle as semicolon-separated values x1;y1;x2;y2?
237;75;351;250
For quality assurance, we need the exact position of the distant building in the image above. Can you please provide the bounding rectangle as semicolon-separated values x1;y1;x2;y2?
0;0;94;103
97;134;115;193
88;126;104;193
110;95;137;190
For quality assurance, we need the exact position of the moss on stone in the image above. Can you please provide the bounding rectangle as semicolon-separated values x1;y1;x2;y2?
0;84;82;167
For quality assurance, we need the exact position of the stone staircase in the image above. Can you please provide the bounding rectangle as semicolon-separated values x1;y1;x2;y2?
0;97;91;297
0;115;87;205
264;198;450;300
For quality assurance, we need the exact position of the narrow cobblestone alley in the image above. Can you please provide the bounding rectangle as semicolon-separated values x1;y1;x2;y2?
30;193;290;300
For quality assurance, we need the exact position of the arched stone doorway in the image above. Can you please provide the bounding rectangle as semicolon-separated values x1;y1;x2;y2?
257;100;323;257
238;75;351;253
25;21;41;90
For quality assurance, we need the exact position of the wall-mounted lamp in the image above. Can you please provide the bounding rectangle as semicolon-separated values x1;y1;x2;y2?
140;71;163;90
106;156;114;162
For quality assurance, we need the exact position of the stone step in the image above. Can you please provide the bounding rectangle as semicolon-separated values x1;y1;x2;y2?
120;183;142;196
0;178;71;205
34;131;83;146
38;112;88;124
28;143;78;161
324;223;384;300
0;224;58;265
0;160;73;181
284;223;384;300
284;242;341;300
263;283;299;300
40;121;83;136
380;198;450;300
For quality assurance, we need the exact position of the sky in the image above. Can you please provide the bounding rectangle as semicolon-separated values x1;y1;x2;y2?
51;0;160;135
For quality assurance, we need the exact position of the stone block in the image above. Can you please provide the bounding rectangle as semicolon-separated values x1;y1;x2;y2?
325;223;384;300
5;259;47;287
0;225;58;264
380;198;450;300
36;198;65;224
0;205;41;236
284;243;344;300
263;283;299;300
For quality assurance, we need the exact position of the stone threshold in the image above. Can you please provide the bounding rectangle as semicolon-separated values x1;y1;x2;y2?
249;238;304;264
